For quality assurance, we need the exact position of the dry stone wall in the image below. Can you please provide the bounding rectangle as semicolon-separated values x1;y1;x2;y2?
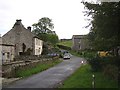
2;56;59;78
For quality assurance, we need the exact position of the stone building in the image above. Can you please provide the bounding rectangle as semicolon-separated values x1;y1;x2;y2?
2;19;43;58
0;36;15;63
0;36;2;64
72;35;89;51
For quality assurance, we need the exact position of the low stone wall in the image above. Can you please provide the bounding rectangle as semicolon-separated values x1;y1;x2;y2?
2;56;59;78
14;55;51;61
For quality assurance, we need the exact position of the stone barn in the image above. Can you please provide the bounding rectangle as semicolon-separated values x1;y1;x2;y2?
72;35;89;51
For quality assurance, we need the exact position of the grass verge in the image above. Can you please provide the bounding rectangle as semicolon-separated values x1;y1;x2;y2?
60;64;118;88
15;60;62;78
69;50;81;57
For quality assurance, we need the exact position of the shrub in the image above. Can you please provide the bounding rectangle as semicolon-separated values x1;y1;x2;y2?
88;56;119;72
103;64;118;80
80;50;97;59
87;57;102;72
57;44;71;50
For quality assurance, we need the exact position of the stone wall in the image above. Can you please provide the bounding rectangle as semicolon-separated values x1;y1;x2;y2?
0;37;2;65
1;45;15;63
2;56;59;78
14;55;52;61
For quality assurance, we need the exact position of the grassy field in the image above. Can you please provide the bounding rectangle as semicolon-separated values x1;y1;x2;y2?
60;64;118;88
15;60;62;78
58;40;72;48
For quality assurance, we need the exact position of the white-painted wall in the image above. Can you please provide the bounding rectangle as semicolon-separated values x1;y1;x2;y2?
34;38;43;55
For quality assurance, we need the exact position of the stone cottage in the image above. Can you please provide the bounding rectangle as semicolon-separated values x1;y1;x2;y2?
0;35;15;63
1;19;43;61
72;35;89;51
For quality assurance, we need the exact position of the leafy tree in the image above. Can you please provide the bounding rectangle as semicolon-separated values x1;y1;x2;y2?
32;17;54;34
82;2;120;53
32;17;59;46
36;33;59;45
47;34;59;45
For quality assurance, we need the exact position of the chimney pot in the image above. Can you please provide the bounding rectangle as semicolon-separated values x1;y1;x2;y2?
15;19;22;25
27;26;31;32
16;19;22;22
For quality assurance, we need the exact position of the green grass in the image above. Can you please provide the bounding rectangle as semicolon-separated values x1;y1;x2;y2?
58;40;72;48
69;50;81;57
15;60;62;78
60;64;118;88
69;50;97;60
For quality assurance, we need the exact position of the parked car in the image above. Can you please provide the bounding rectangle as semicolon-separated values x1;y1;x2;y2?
47;53;59;57
63;54;71;59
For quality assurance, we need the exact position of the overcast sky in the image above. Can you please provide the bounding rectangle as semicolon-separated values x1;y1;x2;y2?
0;0;93;39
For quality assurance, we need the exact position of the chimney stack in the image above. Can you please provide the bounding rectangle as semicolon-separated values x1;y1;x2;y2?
27;26;31;32
15;19;22;25
16;19;22;22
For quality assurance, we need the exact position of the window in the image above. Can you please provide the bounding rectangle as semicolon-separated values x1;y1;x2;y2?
7;52;10;58
38;49;40;53
78;40;81;44
38;48;41;52
2;53;5;55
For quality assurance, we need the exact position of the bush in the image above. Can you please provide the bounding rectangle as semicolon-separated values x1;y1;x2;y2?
87;57;102;72
79;50;97;59
57;44;71;50
103;64;118;80
100;56;119;68
87;56;119;82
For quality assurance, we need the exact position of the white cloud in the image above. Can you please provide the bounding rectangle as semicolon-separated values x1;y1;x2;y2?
0;0;90;39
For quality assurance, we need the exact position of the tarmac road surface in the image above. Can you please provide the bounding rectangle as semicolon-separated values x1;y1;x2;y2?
4;56;86;88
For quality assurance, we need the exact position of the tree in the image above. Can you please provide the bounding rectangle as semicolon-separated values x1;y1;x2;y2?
36;33;59;45
47;34;59;45
32;17;54;34
32;17;59;45
82;2;120;52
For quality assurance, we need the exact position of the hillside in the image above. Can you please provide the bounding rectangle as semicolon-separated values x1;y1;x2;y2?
57;40;73;48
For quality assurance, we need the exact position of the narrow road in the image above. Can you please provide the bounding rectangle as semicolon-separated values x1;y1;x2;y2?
4;56;85;88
